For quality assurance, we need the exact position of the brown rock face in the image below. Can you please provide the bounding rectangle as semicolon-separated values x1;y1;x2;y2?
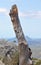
9;4;33;65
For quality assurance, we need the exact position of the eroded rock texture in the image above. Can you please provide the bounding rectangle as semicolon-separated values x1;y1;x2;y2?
9;4;33;65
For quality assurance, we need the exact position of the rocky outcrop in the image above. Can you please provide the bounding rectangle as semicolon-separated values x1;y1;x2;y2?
0;39;18;65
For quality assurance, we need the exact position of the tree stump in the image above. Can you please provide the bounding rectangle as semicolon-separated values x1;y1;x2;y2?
9;4;33;65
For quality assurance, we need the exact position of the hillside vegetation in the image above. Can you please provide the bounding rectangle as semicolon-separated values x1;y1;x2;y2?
32;58;41;65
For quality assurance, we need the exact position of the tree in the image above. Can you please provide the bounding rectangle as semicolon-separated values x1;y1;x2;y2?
9;4;33;65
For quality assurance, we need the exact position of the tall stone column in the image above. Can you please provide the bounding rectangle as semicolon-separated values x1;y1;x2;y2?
9;4;33;65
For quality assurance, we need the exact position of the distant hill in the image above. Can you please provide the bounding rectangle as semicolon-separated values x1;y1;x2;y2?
0;36;41;59
7;36;41;46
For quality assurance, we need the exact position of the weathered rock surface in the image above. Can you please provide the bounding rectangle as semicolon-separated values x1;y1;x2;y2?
0;39;18;65
0;60;5;65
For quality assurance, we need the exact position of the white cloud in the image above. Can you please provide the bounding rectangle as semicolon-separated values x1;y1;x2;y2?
19;11;41;18
0;8;41;18
0;8;9;16
0;8;7;13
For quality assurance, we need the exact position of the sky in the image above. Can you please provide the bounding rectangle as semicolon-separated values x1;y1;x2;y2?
0;0;41;39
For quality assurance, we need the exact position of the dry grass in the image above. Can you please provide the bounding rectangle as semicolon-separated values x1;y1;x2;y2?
2;51;19;65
